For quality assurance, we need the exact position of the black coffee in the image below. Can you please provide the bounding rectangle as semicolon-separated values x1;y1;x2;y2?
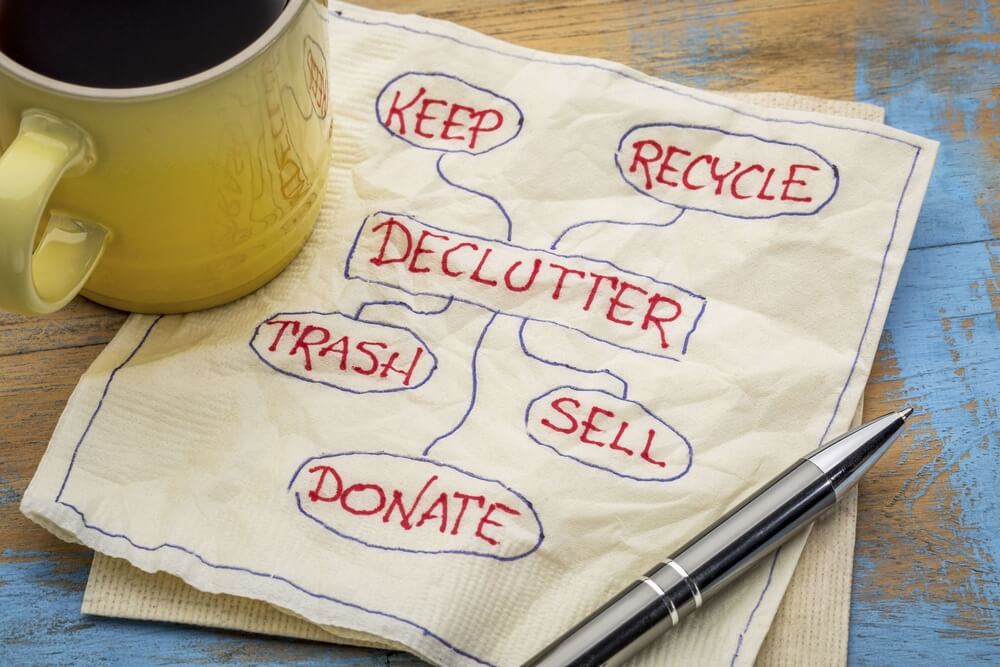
0;0;288;88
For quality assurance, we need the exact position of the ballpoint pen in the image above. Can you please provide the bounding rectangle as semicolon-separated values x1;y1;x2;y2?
523;408;914;667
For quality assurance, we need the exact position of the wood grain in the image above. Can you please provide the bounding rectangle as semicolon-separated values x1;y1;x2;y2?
1;1;997;664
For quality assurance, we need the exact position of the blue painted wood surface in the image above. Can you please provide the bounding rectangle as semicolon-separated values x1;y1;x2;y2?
2;1;997;664
848;3;999;662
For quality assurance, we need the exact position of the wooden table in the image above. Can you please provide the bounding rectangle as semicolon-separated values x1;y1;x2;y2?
2;1;997;664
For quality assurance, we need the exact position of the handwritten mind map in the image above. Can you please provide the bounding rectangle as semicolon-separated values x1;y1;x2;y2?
28;10;937;666
246;69;842;562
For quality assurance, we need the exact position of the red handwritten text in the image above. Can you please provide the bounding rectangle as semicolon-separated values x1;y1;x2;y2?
526;387;693;482
290;453;542;559
347;213;705;359
251;312;436;393
377;73;522;154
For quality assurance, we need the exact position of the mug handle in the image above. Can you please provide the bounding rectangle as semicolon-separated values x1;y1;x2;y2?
0;109;109;314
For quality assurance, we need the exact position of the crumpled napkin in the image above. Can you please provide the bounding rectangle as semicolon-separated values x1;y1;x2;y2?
22;2;937;665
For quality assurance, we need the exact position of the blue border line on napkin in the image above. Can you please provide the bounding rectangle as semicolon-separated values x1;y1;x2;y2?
51;6;924;665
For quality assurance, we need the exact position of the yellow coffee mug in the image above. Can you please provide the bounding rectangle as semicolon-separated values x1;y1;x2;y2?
0;0;331;314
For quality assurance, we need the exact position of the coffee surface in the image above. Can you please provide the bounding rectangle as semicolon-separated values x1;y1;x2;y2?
0;0;288;88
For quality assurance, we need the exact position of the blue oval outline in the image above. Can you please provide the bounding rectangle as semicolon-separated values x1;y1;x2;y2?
375;71;525;155
343;210;710;360
249;310;439;394
288;451;545;561
614;122;840;220
524;385;694;482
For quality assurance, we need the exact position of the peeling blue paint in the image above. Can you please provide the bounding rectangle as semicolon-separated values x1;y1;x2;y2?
854;9;997;250
851;0;1000;663
629;0;748;89
0;552;423;665
0;478;18;506
853;557;1000;663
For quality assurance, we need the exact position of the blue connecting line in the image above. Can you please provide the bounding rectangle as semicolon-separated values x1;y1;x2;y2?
517;318;629;399
422;311;500;455
436;153;513;241
550;209;686;250
353;296;454;321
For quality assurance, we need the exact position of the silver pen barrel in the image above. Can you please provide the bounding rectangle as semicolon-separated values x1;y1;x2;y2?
523;410;911;667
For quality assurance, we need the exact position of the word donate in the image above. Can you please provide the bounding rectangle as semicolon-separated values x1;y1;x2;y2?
616;123;839;219
250;311;437;393
526;387;693;482
289;452;543;560
376;72;523;154
346;213;707;359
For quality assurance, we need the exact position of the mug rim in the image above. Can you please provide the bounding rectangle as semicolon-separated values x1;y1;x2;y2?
0;0;308;101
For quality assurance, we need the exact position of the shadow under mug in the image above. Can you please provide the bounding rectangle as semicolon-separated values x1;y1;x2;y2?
0;0;331;314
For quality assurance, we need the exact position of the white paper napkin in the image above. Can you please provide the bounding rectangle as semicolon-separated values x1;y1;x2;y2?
22;3;936;665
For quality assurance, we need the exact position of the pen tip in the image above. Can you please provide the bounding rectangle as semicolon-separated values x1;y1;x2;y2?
899;407;914;420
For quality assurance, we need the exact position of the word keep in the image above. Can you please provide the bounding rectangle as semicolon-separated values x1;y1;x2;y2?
382;85;505;151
